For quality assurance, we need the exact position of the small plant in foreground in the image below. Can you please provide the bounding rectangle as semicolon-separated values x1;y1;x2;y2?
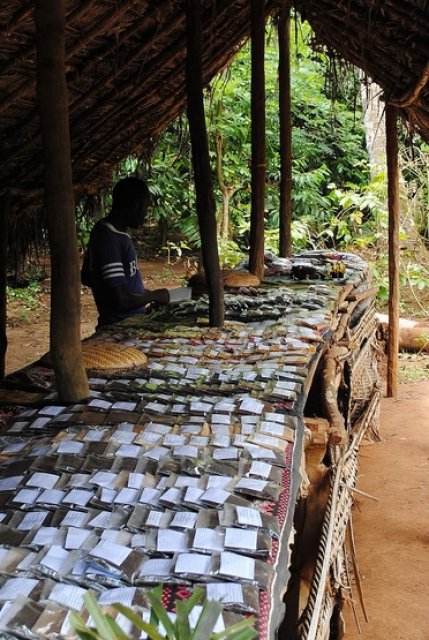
70;587;257;640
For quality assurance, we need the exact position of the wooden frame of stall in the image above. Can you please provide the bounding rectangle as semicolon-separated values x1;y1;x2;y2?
281;283;381;640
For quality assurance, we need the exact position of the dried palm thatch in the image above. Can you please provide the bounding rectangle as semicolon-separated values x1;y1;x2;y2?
0;0;279;209
0;0;429;217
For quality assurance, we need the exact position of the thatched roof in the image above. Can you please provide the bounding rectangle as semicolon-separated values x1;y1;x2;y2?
1;0;429;210
0;0;278;207
294;0;429;140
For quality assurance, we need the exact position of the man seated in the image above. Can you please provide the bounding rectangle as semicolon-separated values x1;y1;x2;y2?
81;177;170;329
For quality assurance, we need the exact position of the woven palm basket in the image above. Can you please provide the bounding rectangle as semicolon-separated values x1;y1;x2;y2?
188;270;260;289
41;341;148;373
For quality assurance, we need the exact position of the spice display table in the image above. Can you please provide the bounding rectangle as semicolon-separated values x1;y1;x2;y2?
0;252;380;640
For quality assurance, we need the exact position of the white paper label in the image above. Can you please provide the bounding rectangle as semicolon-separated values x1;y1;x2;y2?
49;583;87;610
114;488;139;505
139;558;172;576
57;440;86;455
111;401;137;412
157;530;188;553
40;545;69;572
146;511;164;528
143;446;169;461
31;526;59;546
211;434;231;448
98;587;136;607
206;582;244;604
236;506;263;527
60;510;87;527
170;512;198;529
30;416;52;429
225;528;257;551
239;398;264;415
17;511;49;530
184;487;204;506
88;511;113;528
219;551;255;580
90;471;117;488
116;444;142;458
248;446;276;460
91;540;132;567
193;529;223;552
35;489;65;505
235;478;268;492
39;405;67;416
175;553;211;575
65;527;92;550
139;488;161;506
83;429;107;442
12;488;40;504
173;445;198;458
249;461;272;478
88;399;112;410
163;434;187;446
160;487;182;505
111;430;136;444
201;488;230;506
213;447;238;460
0;577;39;601
63;489;93;506
139;431;162;444
206;476;231;490
174;476;200;488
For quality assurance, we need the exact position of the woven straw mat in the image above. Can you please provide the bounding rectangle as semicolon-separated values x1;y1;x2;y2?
41;342;148;372
81;342;148;371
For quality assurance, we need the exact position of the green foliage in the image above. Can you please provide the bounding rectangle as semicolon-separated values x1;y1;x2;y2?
162;240;192;264
7;281;40;307
146;117;195;227
400;140;429;241
70;588;257;640
402;262;429;291
217;238;245;268
6;280;42;324
137;16;370;254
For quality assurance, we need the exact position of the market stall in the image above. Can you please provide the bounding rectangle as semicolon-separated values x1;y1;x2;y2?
0;251;380;640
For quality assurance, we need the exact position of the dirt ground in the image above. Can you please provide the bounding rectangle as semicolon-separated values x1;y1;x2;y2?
342;381;429;640
4;260;188;374
4;261;429;639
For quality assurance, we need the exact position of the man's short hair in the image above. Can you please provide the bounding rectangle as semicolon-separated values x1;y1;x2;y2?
112;177;150;210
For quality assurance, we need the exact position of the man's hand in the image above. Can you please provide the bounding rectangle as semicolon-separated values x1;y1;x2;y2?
149;288;170;305
110;285;170;310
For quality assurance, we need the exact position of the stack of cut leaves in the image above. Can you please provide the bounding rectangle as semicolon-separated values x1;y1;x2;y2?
70;587;257;640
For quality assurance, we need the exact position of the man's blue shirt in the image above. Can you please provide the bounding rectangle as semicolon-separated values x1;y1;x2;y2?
81;220;146;327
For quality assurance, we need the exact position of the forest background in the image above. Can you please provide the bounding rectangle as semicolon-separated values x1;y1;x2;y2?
6;16;429;379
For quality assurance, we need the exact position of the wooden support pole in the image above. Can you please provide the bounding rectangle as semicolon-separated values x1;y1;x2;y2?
35;0;89;402
185;0;224;327
248;0;266;280
385;104;400;398
278;5;293;257
0;193;8;380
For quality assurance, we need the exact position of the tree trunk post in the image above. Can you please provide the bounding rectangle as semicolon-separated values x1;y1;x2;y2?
35;0;89;401
0;193;8;380
248;0;266;280
185;0;224;327
385;104;400;398
278;5;293;257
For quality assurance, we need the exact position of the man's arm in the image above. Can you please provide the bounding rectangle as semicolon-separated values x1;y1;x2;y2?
109;285;170;311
